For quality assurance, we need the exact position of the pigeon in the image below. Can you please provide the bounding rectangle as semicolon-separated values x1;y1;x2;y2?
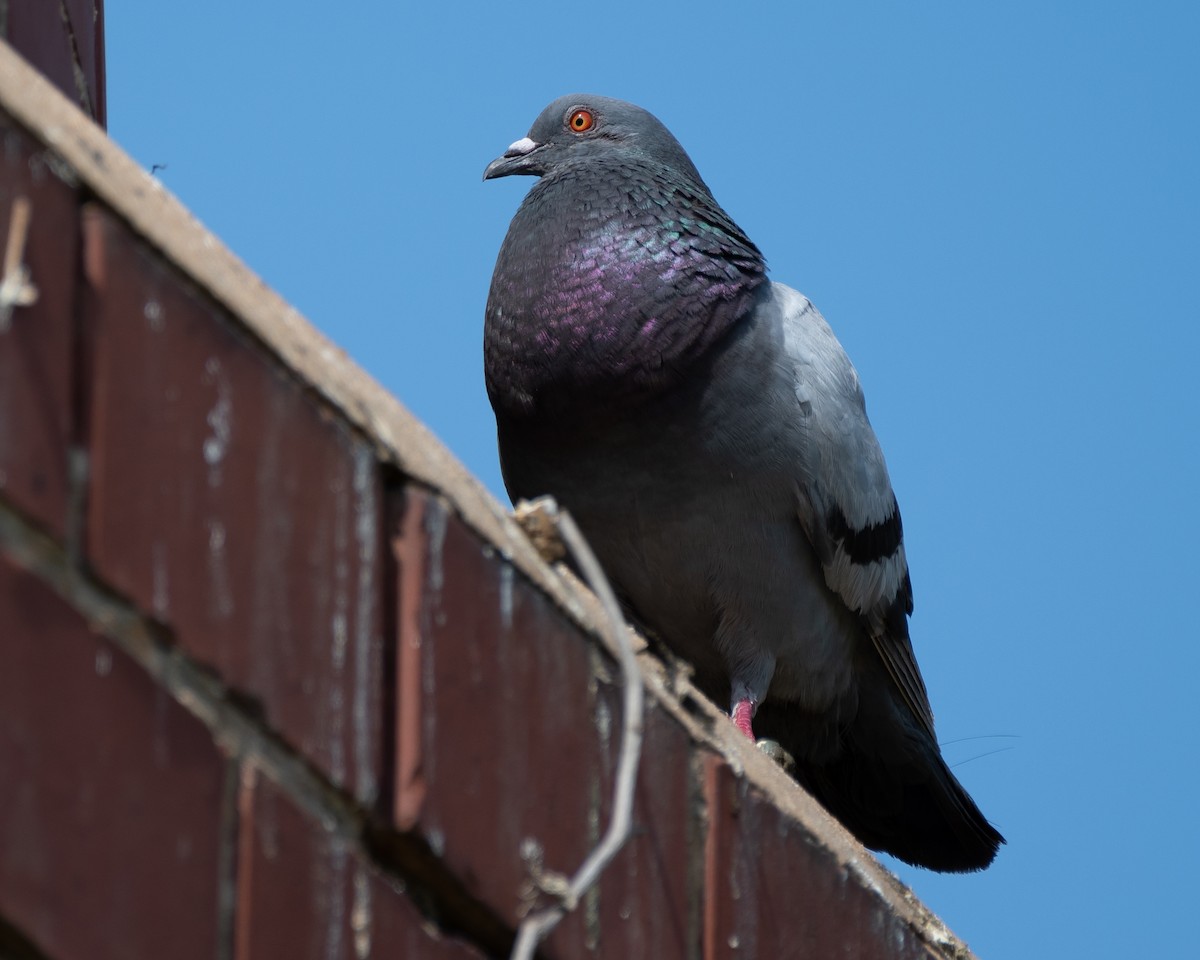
483;95;1003;872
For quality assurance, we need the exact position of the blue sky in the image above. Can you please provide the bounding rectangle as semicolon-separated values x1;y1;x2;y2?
107;3;1199;955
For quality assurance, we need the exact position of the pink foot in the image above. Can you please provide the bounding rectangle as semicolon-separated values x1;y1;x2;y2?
731;699;756;740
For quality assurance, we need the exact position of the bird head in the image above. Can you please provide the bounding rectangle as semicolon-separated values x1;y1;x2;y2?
483;94;708;189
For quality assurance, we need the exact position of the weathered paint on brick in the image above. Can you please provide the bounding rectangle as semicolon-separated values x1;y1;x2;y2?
0;112;79;540
83;205;385;808
591;695;699;959
703;755;934;960
0;553;225;960
235;766;484;960
393;488;601;956
393;485;428;831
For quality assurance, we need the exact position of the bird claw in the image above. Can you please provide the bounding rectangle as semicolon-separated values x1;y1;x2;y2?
756;738;796;774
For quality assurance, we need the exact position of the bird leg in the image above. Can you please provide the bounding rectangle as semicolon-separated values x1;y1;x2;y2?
731;698;757;740
732;697;796;772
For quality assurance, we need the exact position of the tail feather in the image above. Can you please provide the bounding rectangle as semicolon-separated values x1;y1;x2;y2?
755;682;1005;872
799;735;1004;873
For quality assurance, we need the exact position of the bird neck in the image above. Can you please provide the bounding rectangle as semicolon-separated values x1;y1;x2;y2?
485;160;767;421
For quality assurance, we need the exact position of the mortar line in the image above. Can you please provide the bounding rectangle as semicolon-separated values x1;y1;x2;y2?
55;0;95;118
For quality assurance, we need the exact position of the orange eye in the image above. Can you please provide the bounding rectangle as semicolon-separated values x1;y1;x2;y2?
568;109;594;132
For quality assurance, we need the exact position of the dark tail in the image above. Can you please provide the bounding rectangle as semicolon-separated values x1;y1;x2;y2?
756;678;1005;872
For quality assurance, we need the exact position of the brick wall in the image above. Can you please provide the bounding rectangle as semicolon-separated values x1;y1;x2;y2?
0;27;980;960
1;1;104;127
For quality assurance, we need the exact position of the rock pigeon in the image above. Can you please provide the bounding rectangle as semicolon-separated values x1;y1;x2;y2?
483;95;1003;872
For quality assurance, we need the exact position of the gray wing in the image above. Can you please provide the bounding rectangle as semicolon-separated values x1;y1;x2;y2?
774;283;936;738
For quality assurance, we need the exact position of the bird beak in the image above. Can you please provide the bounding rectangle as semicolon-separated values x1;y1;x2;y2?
483;137;544;180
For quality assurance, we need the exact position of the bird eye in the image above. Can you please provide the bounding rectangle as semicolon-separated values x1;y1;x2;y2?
568;109;594;132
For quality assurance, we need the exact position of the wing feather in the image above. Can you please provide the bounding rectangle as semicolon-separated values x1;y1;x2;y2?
778;283;937;738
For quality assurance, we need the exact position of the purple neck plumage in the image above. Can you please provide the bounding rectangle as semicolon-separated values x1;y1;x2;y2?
485;156;767;420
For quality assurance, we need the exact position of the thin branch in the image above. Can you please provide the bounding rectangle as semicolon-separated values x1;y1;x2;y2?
510;503;645;960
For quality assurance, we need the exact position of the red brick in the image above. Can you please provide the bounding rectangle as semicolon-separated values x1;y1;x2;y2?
5;2;105;124
702;756;931;960
591;696;698;959
64;0;107;127
84;205;385;807
235;768;484;960
0;553;226;960
392;489;601;955
0;112;79;539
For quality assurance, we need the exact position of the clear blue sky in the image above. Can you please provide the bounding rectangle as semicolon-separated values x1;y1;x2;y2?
107;3;1198;956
